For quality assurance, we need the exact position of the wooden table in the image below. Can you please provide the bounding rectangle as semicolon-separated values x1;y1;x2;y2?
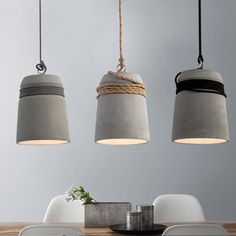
1;222;236;235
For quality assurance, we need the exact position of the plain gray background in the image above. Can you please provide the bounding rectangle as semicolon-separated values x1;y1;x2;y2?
0;0;236;221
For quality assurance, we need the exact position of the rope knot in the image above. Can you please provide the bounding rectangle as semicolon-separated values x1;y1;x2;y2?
119;57;124;64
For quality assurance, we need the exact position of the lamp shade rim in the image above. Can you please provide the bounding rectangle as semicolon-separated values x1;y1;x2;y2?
173;137;229;145
96;138;149;145
17;139;70;145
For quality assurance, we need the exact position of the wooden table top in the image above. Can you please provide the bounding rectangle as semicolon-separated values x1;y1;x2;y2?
1;222;236;235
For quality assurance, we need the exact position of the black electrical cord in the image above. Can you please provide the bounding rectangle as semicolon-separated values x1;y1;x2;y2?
197;0;204;69
174;1;227;97
36;0;47;74
175;79;227;97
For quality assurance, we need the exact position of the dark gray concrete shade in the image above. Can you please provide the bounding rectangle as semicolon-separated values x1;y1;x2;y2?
172;69;229;144
17;74;70;145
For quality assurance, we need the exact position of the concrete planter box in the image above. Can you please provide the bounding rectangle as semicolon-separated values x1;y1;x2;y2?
84;202;131;228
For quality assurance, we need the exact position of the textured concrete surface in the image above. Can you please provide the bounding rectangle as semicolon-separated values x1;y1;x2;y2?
95;72;150;144
172;69;229;143
85;203;131;228
17;74;70;144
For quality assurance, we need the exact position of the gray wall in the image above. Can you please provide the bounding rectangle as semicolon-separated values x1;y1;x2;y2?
0;0;236;221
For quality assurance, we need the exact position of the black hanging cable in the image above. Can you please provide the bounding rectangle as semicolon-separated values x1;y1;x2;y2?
175;0;204;84
175;79;227;97
174;0;227;97
36;0;47;74
197;0;204;69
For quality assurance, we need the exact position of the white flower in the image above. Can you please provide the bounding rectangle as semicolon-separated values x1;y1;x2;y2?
65;185;81;202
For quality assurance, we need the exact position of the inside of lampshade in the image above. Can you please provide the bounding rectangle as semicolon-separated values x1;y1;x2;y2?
96;138;148;145
17;140;69;145
174;138;227;144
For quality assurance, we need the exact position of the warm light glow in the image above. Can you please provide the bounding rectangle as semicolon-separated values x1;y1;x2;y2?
17;140;69;145
174;138;227;144
96;138;148;145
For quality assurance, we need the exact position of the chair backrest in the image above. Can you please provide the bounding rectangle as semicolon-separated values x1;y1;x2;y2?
162;224;229;235
43;195;84;223
18;224;84;236
153;194;205;223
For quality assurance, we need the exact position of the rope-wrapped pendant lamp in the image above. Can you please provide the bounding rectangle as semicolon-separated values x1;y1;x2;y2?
95;0;150;145
172;0;229;144
16;0;70;145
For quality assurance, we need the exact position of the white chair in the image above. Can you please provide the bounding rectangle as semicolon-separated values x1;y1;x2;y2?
43;195;84;223
162;224;229;235
153;194;205;223
18;224;84;236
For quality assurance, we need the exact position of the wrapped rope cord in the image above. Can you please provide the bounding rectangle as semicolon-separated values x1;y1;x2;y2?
96;71;146;99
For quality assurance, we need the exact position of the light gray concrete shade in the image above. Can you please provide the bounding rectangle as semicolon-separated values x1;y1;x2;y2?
17;74;70;145
95;72;150;145
172;69;229;144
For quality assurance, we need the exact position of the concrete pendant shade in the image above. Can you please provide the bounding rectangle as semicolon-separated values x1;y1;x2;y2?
17;74;70;145
172;69;229;144
95;72;150;145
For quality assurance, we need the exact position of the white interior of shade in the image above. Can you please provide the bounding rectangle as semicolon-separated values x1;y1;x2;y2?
174;138;227;144
96;138;148;145
17;140;69;145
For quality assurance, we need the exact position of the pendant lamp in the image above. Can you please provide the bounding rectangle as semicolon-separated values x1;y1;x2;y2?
16;0;70;145
172;0;229;144
95;0;150;145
